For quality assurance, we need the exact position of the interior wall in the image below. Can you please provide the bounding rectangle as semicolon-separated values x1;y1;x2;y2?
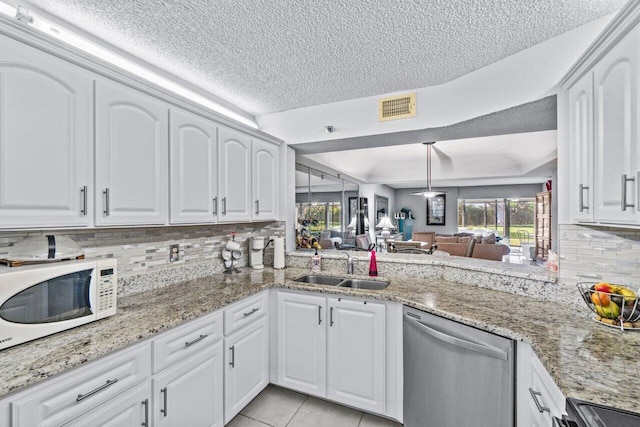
394;187;460;235
457;184;542;199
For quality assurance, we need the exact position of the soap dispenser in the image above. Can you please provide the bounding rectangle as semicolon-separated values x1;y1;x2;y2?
311;249;322;273
369;249;378;276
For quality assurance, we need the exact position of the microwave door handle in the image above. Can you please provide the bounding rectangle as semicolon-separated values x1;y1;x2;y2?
88;270;98;317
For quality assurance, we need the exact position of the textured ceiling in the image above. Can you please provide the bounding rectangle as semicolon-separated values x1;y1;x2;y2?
23;0;624;116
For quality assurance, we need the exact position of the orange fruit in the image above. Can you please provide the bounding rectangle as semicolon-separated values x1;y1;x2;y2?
591;292;610;306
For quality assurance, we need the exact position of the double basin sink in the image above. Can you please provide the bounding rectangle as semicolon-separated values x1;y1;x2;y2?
294;274;389;290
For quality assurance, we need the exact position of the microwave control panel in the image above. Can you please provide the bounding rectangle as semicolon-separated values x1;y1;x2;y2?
96;262;117;318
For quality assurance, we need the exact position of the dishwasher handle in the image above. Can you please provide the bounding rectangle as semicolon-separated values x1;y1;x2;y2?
407;315;508;361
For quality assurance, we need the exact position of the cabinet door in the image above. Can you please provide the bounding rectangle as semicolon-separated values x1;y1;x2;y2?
327;297;386;414
62;380;151;427
0;34;92;228
95;79;169;226
224;316;269;424
275;291;326;396
153;341;224;427
219;126;252;222
569;71;594;223
593;27;640;224
169;108;219;224
252;139;279;220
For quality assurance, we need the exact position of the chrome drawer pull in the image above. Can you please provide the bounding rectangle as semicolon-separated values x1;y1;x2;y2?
529;388;550;413
160;387;168;416
184;334;208;347
318;305;322;325
330;307;334;327
255;199;260;215
103;188;110;216
76;378;118;401
578;184;589;212
621;174;635;211
141;398;149;426
222;197;227;215
243;307;259;317
213;197;218;216
80;186;88;215
229;345;235;368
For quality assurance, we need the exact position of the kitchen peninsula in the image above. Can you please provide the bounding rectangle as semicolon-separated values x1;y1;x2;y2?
0;258;637;425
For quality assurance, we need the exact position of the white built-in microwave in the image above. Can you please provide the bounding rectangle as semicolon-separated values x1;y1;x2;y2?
0;259;117;350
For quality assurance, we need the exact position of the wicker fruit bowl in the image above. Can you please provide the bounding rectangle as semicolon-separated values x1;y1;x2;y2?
577;282;640;331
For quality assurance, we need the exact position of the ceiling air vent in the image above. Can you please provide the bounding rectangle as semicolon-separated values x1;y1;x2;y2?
378;93;416;122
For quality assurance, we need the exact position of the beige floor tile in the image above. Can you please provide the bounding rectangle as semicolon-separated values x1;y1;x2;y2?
240;384;307;427
287;396;363;427
359;413;403;427
226;414;272;427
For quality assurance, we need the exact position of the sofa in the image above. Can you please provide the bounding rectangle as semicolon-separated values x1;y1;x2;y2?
431;234;510;261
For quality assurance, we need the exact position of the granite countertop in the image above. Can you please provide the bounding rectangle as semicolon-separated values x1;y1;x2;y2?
1;267;638;416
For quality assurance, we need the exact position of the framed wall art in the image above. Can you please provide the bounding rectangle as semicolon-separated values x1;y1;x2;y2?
426;195;446;225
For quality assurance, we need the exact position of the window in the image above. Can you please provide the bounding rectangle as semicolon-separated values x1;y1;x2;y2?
458;198;534;246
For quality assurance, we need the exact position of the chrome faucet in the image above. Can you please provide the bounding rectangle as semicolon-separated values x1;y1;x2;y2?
343;252;358;274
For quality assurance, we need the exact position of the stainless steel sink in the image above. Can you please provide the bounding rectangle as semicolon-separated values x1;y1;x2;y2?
293;275;345;286
294;275;389;290
338;279;389;290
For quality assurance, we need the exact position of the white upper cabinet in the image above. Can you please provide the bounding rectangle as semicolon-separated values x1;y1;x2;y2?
0;34;92;228
592;27;639;225
218;126;252;222
252;139;279;221
169;109;219;224
568;72;594;223
95;79;169;226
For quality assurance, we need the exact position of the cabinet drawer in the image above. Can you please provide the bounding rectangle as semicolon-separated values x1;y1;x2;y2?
153;310;223;373
530;355;565;420
11;342;150;427
224;291;268;335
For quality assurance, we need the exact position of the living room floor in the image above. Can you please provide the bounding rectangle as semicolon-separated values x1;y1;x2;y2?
228;384;402;427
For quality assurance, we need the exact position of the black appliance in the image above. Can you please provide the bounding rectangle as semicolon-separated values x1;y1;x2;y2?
553;398;640;427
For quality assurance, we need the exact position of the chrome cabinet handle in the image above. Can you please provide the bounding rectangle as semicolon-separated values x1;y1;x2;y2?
318;305;322;325
243;307;259;317
213;197;218;216
80;186;88;215
103;188;110;216
141;398;149;426
529;388;550;413
578;184;589;212
330;307;334;327
255;199;260;215
621;174;635;211
637;171;640;211
222;197;227;215
160;387;168;417
76;378;118;401
185;334;208;347
229;346;235;367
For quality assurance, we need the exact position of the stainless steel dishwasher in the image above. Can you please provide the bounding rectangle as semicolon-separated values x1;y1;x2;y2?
403;306;515;426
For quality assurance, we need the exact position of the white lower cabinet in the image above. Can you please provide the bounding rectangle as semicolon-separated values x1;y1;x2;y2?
62;380;152;427
275;291;327;395
517;341;566;427
9;342;151;427
327;297;386;414
153;341;224;427
224;315;270;424
275;290;389;416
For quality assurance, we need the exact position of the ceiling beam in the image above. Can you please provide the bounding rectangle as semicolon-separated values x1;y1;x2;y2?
291;95;557;155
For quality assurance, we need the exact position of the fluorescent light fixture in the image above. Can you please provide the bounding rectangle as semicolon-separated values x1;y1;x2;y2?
0;2;14;17
2;2;258;129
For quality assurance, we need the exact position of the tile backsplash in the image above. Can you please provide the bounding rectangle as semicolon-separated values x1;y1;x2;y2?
558;224;640;288
0;222;285;282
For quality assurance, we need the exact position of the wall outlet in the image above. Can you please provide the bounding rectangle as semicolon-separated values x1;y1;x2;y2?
169;244;179;262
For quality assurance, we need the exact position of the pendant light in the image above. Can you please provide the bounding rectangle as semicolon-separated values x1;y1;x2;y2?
411;142;447;198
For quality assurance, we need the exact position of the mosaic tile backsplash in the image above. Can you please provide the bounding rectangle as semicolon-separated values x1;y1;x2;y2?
0;222;285;295
558;223;640;288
